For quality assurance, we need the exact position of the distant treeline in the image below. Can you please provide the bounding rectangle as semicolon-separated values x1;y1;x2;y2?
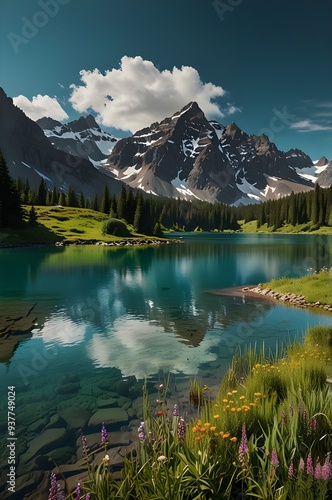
11;173;332;233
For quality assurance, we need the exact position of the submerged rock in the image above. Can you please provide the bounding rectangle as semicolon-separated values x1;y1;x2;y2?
21;428;68;464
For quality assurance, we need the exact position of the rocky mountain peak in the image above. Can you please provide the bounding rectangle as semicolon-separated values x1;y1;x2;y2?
224;122;244;140
171;101;205;122
69;114;99;133
36;117;62;129
316;156;329;166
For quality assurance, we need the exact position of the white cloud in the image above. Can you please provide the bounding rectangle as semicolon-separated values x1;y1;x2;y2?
290;119;332;133
13;94;69;121
69;56;229;133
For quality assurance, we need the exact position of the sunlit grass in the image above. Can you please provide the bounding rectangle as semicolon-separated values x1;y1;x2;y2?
262;270;332;305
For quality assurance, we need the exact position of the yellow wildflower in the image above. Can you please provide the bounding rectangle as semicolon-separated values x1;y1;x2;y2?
222;432;230;439
237;407;242;412
239;396;245;400
214;414;220;419
230;437;237;443
232;390;238;394
211;426;216;431
254;392;261;397
222;399;228;403
231;407;236;412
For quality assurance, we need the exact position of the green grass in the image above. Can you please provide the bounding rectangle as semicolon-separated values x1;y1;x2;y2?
262;270;332;305
0;206;165;245
62;327;332;499
240;220;332;235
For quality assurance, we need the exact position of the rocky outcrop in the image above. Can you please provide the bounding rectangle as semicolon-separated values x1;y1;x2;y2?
243;286;332;312
54;238;176;247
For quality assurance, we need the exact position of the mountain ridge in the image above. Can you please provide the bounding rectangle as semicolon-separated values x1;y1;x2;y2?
103;101;316;205
0;87;123;198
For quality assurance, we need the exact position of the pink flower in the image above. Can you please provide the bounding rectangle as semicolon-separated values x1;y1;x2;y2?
322;452;332;481
270;449;279;468
306;452;314;476
238;423;249;466
288;461;294;478
315;459;322;480
178;417;186;444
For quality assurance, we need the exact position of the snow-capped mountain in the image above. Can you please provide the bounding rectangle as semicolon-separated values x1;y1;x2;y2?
1;87;330;206
36;114;118;167
0;87;123;198
103;102;317;204
316;157;332;188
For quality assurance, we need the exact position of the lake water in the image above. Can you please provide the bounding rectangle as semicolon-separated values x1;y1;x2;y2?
1;233;332;495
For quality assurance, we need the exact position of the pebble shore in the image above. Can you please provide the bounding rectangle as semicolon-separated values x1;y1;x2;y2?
242;285;332;312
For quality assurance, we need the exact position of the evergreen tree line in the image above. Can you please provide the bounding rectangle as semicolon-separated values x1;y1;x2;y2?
235;184;332;230
7;167;332;233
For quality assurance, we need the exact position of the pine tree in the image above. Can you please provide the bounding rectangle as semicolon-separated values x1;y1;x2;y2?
50;186;58;206
100;184;110;214
28;205;37;225
117;185;127;220
92;194;99;212
79;192;85;209
58;191;67;206
66;185;78;207
36;178;47;205
126;188;136;224
45;190;52;206
23;179;31;204
133;191;143;233
311;184;320;225
0;150;22;228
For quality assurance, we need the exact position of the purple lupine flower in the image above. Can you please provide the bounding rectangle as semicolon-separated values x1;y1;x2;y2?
270;449;279;468
173;404;179;416
306;452;314;476
322;452;332;481
138;421;146;441
289;402;294;417
238;423;249;466
76;482;81;499
177;417;186;444
101;422;108;443
80;432;89;455
315;459;322;480
281;408;288;427
48;473;65;500
85;495;90;500
288;461;294;478
299;457;305;471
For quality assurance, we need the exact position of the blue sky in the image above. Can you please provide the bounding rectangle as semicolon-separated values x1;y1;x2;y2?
1;0;332;159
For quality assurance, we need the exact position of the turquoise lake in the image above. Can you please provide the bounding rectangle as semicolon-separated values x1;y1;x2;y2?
0;232;332;493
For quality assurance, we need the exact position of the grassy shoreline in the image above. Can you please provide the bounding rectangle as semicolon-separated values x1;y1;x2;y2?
0;205;168;246
262;269;332;306
1;206;332;247
51;324;332;499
